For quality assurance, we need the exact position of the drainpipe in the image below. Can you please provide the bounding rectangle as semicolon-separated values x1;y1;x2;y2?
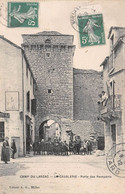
22;50;25;156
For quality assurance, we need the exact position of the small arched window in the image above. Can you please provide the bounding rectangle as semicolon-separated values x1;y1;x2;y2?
45;39;51;44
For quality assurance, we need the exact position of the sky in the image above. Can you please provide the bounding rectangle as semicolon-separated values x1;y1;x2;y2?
0;0;125;71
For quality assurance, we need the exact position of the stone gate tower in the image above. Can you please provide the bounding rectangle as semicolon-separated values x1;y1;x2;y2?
22;31;75;138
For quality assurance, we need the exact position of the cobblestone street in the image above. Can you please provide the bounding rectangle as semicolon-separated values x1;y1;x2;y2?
0;154;124;194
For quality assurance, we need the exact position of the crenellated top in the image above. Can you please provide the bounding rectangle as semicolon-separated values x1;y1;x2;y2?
21;43;75;54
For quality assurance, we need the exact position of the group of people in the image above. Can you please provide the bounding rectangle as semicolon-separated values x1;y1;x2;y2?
1;136;93;163
69;139;93;155
30;138;93;156
1;137;17;164
32;139;69;156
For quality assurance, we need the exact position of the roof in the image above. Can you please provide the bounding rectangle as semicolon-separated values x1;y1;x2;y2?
22;31;74;37
22;50;36;84
100;57;109;67
0;35;36;84
112;34;125;51
36;31;62;35
108;26;125;39
100;34;125;68
73;68;102;74
0;35;21;49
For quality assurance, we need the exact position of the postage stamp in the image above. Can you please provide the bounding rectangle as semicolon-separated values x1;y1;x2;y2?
8;2;39;27
78;14;105;47
70;4;105;47
106;143;125;178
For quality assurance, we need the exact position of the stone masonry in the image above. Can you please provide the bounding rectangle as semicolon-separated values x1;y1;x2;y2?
73;68;104;140
22;31;75;138
73;68;103;121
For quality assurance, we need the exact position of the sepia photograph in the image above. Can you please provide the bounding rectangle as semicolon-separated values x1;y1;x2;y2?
0;0;125;193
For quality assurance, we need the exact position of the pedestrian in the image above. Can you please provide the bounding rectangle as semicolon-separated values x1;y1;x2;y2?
38;139;45;155
1;137;11;164
83;140;87;155
76;138;81;155
32;141;38;155
62;141;68;156
26;137;31;154
86;140;89;155
11;139;17;159
88;140;92;155
80;141;84;155
69;140;74;155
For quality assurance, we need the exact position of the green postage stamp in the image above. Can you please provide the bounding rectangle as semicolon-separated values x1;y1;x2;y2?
8;2;39;27
78;14;105;47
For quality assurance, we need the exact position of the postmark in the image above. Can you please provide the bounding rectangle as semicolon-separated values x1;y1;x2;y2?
106;143;125;178
8;2;39;27
0;2;7;27
70;4;105;47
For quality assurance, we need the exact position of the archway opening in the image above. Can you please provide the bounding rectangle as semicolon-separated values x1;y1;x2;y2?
39;120;61;142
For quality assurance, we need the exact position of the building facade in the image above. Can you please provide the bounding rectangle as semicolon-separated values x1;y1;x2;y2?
0;31;104;154
0;36;36;157
99;27;125;154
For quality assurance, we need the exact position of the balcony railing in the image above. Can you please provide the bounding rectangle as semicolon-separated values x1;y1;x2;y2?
98;95;121;115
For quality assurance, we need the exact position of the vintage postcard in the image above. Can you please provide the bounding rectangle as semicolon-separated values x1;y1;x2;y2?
0;0;125;194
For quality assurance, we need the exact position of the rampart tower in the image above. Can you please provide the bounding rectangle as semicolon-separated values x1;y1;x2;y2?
22;31;75;138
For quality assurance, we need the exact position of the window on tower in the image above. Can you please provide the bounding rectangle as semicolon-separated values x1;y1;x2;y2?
48;89;52;93
45;39;51;44
45;52;51;58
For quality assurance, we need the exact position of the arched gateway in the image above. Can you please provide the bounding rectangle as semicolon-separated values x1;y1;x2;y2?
39;116;62;142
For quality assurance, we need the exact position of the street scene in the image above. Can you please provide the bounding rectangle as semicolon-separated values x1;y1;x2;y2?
0;154;124;194
0;1;125;194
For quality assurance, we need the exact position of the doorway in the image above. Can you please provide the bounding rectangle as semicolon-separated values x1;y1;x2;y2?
26;116;32;153
97;136;105;150
11;137;20;158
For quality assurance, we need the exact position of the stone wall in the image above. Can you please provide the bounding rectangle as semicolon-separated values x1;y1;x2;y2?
73;68;103;121
61;118;104;144
73;68;104;139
